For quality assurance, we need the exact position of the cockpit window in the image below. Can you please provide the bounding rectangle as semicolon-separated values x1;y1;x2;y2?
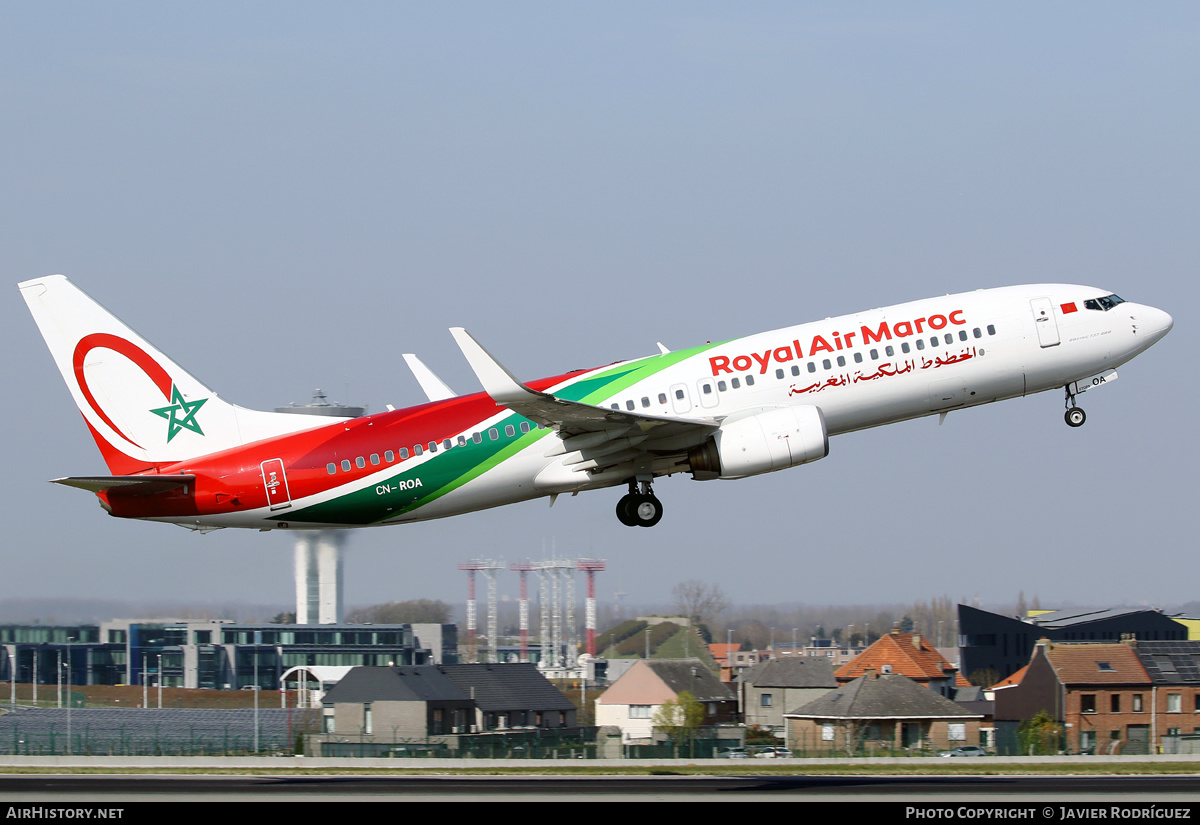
1084;294;1125;311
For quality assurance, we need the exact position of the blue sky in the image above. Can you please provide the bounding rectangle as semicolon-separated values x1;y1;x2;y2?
2;3;1195;613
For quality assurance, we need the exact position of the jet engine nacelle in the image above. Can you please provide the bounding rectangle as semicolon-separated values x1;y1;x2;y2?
687;405;828;480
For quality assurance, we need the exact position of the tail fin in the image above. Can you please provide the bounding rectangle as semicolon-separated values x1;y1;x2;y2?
19;275;339;474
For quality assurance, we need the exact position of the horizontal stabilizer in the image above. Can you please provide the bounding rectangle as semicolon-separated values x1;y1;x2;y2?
53;475;196;494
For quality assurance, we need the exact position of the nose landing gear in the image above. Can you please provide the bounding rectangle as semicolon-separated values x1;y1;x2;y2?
616;479;663;527
1064;386;1086;428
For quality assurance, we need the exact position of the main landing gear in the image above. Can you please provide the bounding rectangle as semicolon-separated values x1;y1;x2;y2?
616;479;663;527
1064;385;1086;428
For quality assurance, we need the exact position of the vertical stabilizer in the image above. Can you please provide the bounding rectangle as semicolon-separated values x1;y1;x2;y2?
19;275;342;474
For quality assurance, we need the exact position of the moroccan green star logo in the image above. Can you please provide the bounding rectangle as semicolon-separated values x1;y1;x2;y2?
149;384;208;442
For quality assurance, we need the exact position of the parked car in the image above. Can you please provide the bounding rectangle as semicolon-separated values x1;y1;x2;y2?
717;747;749;759
938;746;989;757
754;746;793;759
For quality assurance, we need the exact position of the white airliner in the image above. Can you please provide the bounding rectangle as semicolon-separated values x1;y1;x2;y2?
19;276;1171;530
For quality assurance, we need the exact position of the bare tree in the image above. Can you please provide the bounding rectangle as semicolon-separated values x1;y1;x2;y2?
672;580;730;626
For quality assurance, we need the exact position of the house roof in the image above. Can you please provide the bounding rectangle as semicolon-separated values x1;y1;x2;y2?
1043;642;1150;686
645;659;735;703
1131;640;1200;685
321;666;467;704
836;629;970;686
741;657;838;689
786;673;982;720
438;663;576;713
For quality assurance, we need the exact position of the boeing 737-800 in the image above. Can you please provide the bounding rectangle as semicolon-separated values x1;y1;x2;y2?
19;276;1171;531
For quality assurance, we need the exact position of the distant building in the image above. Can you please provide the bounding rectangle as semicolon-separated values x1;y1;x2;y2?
786;670;983;754
990;638;1200;755
836;628;970;697
958;605;1187;682
0;620;456;691
595;659;737;744
312;663;580;756
739;657;837;733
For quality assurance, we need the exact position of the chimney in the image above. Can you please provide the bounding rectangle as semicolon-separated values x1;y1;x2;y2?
912;634;922;649
863;667;877;680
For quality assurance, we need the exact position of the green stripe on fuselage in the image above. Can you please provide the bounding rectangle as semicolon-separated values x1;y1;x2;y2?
274;341;725;525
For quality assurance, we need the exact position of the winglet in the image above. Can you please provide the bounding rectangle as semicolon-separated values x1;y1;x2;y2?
449;328;545;406
402;353;457;402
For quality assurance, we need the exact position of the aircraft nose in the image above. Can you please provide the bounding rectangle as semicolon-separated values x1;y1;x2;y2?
1133;304;1173;348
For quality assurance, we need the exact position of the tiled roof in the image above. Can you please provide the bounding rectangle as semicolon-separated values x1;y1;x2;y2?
439;663;576;713
741;657;837;689
836;630;969;686
645;659;735;703
1043;643;1150;686
321;665;466;704
787;674;981;720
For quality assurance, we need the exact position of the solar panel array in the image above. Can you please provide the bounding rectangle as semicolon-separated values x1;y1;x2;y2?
0;707;316;755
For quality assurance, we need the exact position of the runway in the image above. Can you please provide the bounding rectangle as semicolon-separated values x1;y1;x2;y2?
2;773;1199;803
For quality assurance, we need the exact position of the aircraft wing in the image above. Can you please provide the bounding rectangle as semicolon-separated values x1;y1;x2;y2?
450;328;717;472
53;475;196;494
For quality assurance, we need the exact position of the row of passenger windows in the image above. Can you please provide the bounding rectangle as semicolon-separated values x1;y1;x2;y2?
774;325;996;377
325;421;540;474
605;325;999;412
609;373;758;411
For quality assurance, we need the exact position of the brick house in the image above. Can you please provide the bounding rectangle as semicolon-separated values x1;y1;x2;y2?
785;670;982;754
989;638;1196;754
739;657;837;733
595;659;737;743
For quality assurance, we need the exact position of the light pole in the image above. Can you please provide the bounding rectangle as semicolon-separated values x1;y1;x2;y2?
157;654;163;709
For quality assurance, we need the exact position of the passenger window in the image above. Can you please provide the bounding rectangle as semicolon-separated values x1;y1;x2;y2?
355;456;366;469
717;381;727;392
341;460;351;472
399;448;409;459
457;436;466;446
916;339;925;351
822;359;831;370
930;337;938;348
414;444;423;456
472;433;482;444
505;425;515;437
944;334;953;345
837;356;846;367
610;403;619;410
443;439;453;450
641;397;650;408
702;383;712;394
745;375;754;386
626;400;635;410
987;324;996;335
675;389;685;399
959;330;968;342
427;442;437;453
807;363;816;373
658;393;668;404
327;463;336;475
870;349;879;360
385;451;395;462
731;377;741;388
489;428;498;441
775;368;784;379
885;346;894;357
794;365;803;376
370;454;380;465
901;342;911;353
520;422;531;433
854;352;863;363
